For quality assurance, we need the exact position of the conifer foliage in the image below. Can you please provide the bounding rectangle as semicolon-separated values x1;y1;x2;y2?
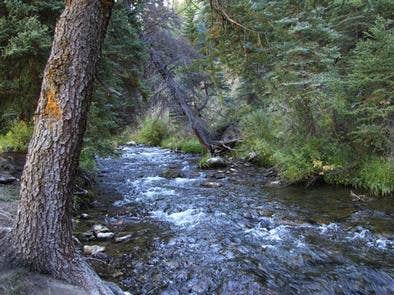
182;0;393;195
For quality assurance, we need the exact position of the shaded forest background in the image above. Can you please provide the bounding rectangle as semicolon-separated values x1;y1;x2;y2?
0;0;393;195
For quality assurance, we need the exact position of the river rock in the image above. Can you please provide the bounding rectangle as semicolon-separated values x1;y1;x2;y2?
96;232;115;240
264;180;284;188
126;140;137;146
201;181;222;188
205;156;227;168
83;245;106;255
115;234;133;243
92;224;110;233
247;151;258;162
80;213;90;219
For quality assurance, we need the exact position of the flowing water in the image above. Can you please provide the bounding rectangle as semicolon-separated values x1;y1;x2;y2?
92;145;394;294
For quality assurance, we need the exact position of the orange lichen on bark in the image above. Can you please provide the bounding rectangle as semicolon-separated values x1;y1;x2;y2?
43;89;62;120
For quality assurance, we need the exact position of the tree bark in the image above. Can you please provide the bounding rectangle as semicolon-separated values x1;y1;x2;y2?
1;1;115;293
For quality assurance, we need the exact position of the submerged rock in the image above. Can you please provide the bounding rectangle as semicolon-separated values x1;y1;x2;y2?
212;172;226;179
160;167;184;179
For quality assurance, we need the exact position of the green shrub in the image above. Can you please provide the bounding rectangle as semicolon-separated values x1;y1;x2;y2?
273;140;324;183
236;109;276;166
79;147;97;172
135;116;168;146
179;137;205;154
355;156;394;196
0;121;33;153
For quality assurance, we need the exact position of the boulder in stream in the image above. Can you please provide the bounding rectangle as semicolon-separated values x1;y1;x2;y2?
204;156;227;168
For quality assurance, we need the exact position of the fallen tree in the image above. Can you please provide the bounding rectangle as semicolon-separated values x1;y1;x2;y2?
148;47;240;155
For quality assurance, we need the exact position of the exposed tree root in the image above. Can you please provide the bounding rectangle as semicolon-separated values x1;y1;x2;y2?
61;258;122;295
0;232;121;295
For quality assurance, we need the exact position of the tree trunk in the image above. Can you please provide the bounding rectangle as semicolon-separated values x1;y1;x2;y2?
2;1;115;293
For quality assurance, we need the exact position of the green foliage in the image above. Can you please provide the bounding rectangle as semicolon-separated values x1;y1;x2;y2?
338;18;393;155
79;147;97;172
184;0;394;195
236;109;276;166
134;116;169;146
0;1;146;170
84;1;146;158
0;0;63;131
132;113;206;154
0;120;32;152
273;140;325;183
198;153;211;168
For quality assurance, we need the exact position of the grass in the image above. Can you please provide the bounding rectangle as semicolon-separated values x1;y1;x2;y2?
127;114;206;154
134;116;168;146
161;135;205;154
355;156;394;196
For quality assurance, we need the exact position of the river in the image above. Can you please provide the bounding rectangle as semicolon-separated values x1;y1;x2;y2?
78;145;394;294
